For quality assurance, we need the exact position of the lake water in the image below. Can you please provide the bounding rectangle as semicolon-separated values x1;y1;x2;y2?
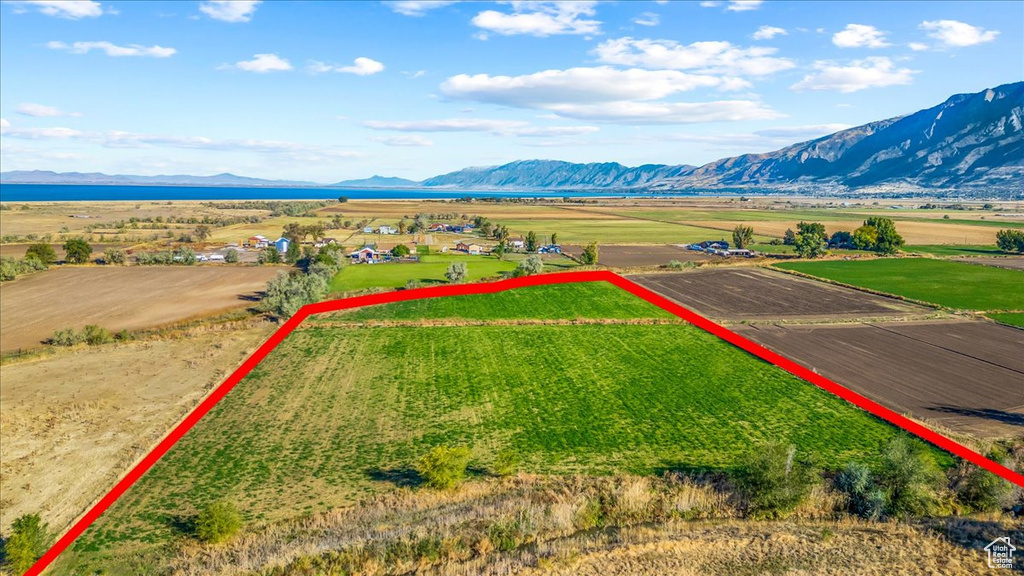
0;184;697;202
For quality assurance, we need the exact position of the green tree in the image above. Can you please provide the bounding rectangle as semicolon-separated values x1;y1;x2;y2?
514;254;543;277
417;446;471;490
876;435;943;517
193;224;212;242
732;225;754;249
195;501;242;544
492;241;506;260
258;247;281;264
783;228;796;246
525;231;538;252
338;196;349;203
4;513;51;574
82;324;113;345
175;246;197;265
736;442;820;519
865;217;904;254
285;241;301;264
391;244;411;258
835;462;885;519
62;237;92;264
25;243;57;265
581;242;599;265
829;230;853;249
794;222;827;258
445;261;467;283
852;225;878;250
952;450;1015;512
550;232;558;245
224;248;239;263
398;219;408;235
104;248;127;265
996;229;1024;253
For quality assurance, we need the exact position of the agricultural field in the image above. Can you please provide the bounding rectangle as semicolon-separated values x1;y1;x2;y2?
987;312;1024;328
775;258;1024;312
561;244;713;267
631;268;931;322
59;282;927;574
493;217;768;245
905;245;1011;257
0;324;274;532
736;320;1024;438
0;266;282;352
959;257;1024;271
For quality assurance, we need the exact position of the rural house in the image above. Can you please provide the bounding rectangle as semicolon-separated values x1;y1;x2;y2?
247;235;270;249
429;223;447;232
510;239;525;250
378;225;398;235
349;246;382;263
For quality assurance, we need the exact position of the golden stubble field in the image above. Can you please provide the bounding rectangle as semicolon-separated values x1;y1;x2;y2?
0;324;274;533
0;266;283;352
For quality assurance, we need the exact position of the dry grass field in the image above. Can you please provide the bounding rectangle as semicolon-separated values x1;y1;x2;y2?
0;323;274;532
0;266;282;352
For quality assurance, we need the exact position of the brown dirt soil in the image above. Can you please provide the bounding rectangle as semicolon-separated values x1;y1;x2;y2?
563;244;713;267
0;324;274;532
735;320;1024;438
631;267;930;322
0;266;282;352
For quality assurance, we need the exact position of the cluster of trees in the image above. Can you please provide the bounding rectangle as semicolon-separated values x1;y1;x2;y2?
49;324;120;347
781;217;904;258
258;244;345;318
996;229;1024;253
0;239;94;281
737;435;1014;520
135;246;197;265
203;200;331;217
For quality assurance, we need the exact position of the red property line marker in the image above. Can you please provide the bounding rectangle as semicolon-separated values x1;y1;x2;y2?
27;270;1024;575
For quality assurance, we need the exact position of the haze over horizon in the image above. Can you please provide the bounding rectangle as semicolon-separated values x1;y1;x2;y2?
1;0;1020;182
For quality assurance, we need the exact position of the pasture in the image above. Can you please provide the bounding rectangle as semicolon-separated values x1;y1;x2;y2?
0;266;281;352
775;258;1024;312
328;253;575;292
62;282;925;574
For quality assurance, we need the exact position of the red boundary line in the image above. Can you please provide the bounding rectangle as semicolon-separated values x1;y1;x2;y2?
27;269;1024;575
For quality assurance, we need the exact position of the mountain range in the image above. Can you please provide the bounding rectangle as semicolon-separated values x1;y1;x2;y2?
3;82;1021;195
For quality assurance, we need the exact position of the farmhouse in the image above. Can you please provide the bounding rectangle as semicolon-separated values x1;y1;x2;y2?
349;246;383;263
429;223;447;232
378;225;398;235
314;237;339;249
247;235;270;249
510;239;525;251
455;241;486;255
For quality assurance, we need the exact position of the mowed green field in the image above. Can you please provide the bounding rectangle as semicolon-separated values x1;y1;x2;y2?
987;312;1024;328
905;245;1008;257
328;253;575;292
775;258;1024;312
61;282;931;574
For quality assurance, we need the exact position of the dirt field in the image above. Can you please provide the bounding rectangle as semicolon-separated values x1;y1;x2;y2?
563;244;713;267
960;256;1024;271
0;324;274;532
0;266;282;352
735;320;1024;438
631;268;929;321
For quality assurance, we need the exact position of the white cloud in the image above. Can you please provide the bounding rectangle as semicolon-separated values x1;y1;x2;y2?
385;1;456;17
832;24;889;48
8;1;103;19
0;118;9;131
222;53;292;73
308;57;384;75
46;40;176;58
908;42;929;51
16;103;81;117
199;0;261;23
0;119;362;159
441;67;730;107
542;100;782;124
790;57;915;93
363;118;600;137
472;1;601;37
371;135;435;147
920;20;999;47
752;26;786;40
403;70;426;78
594;37;795;77
702;1;763;11
633;12;659;27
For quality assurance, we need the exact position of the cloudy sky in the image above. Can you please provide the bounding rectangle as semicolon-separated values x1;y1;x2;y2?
0;0;1020;182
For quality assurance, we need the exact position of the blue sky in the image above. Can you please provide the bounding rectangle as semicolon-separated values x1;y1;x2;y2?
1;0;1020;182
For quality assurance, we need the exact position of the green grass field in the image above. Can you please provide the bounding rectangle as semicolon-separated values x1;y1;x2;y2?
61;282;938;574
775;258;1024;312
987;312;1024;328
328;253;576;292
905;245;1006;257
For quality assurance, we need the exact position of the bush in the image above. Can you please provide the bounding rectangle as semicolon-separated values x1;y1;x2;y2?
996;229;1024;253
224;248;239;263
513;254;543;277
391;244;411;258
25;243;57;265
175;246;197;265
493;449;519;477
835;462;885;519
580;242;599;265
417;445;471;490
62;237;92;264
258;247;281;265
260;271;328;318
876;435;943;517
49;327;84;347
736;442;820;518
952;452;1016;512
104;248;126;265
82;324;113;346
4;513;51;574
445;262;467;284
195;501;242;544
